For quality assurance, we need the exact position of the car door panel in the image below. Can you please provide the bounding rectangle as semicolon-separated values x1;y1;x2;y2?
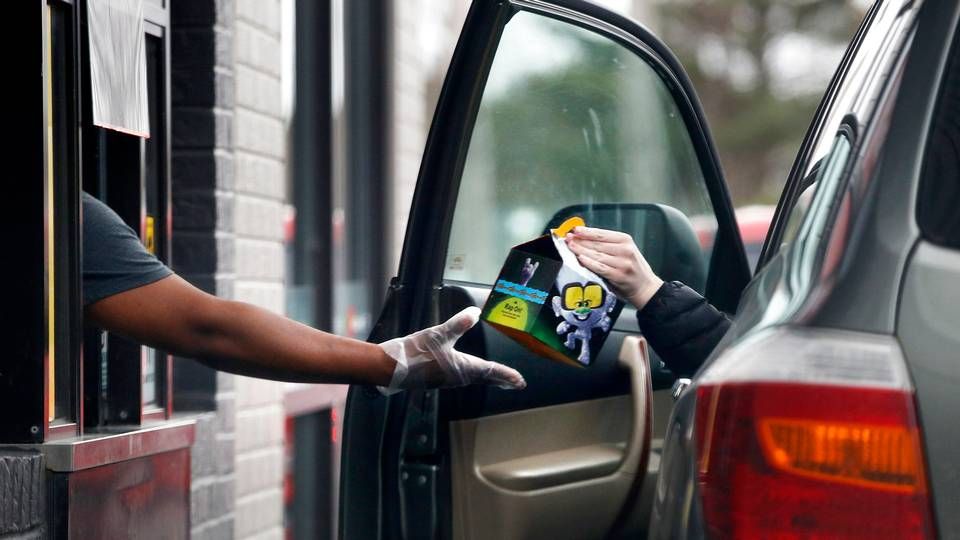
438;284;672;539
339;1;749;538
443;282;680;414
448;331;652;540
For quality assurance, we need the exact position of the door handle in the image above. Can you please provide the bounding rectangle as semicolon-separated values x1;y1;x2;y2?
616;336;653;475
671;378;691;401
476;337;654;491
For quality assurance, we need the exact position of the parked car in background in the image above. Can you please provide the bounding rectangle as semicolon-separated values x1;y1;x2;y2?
734;205;775;271
692;204;775;271
338;0;959;538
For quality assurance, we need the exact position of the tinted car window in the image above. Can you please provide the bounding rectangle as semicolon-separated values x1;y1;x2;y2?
917;33;960;248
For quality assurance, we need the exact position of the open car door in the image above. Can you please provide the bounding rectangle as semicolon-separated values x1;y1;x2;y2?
339;1;751;538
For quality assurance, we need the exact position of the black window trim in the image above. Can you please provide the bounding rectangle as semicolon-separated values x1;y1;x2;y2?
49;0;84;438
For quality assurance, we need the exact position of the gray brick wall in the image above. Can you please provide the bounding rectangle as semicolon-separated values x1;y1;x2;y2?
232;0;288;538
188;407;236;540
0;451;44;539
171;0;289;535
388;1;470;272
171;0;240;537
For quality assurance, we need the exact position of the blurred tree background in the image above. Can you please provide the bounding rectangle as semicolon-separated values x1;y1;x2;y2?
425;0;872;209
653;0;868;205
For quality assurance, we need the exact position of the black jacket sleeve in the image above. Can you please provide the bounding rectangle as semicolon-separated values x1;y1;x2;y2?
635;281;731;377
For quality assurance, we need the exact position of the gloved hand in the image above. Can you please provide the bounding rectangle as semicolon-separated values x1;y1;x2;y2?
378;307;527;395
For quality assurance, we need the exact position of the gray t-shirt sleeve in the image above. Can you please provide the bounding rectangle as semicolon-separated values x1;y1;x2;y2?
83;192;173;306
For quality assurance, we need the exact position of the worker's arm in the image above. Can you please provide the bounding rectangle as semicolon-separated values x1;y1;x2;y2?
85;274;525;391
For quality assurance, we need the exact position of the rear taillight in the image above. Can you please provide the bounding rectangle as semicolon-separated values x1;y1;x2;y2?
694;328;935;539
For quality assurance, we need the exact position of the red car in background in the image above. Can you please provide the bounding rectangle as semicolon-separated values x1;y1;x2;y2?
692;204;775;272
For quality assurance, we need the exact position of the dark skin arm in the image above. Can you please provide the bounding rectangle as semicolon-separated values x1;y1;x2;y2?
85;274;396;386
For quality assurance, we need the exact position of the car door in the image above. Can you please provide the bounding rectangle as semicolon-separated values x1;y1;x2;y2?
339;1;750;539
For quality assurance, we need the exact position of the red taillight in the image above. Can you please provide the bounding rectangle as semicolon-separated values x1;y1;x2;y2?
694;328;936;539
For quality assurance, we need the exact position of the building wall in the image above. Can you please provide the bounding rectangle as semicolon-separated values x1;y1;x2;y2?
169;0;240;537
0;451;44;539
232;0;288;538
387;0;470;272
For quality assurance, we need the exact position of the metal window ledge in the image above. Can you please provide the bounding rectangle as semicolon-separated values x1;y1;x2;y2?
0;418;195;472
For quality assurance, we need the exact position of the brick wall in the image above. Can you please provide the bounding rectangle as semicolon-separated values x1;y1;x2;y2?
171;0;290;538
170;0;240;538
232;0;288;538
388;1;470;271
0;451;44;540
173;0;289;537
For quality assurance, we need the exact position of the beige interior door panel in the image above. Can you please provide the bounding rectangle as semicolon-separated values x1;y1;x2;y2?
450;338;653;540
480;442;626;491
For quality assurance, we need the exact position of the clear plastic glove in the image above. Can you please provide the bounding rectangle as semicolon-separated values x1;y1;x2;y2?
377;307;527;395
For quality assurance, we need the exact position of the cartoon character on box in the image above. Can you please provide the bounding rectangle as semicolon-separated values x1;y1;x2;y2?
551;274;617;365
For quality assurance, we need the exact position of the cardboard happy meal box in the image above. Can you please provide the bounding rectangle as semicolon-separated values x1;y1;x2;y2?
480;217;624;367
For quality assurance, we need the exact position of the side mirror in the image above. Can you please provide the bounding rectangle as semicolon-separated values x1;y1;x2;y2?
544;203;709;293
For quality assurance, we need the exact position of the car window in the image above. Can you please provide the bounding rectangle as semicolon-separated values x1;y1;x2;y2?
917;32;960;249
443;11;717;287
778;149;830;250
783;134;852;258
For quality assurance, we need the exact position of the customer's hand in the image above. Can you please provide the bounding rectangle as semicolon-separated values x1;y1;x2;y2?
378;307;527;395
565;226;664;310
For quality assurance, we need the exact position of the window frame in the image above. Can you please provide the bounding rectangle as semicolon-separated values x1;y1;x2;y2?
0;0;175;444
80;2;174;428
3;0;45;434
139;24;174;420
48;0;85;440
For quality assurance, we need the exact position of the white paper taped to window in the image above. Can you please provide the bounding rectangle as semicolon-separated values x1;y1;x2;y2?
87;0;150;138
